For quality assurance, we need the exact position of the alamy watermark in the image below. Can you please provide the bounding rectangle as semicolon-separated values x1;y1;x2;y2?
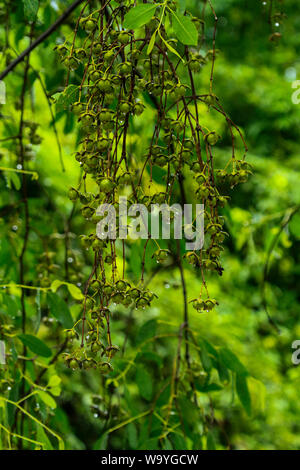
96;197;204;250
0;341;5;365
0;80;6;104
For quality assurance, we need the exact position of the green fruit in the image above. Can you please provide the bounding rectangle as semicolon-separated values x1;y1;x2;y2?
116;280;127;291
118;31;130;44
99;109;113;122
91;343;101;353
118;172;131;185
133;102;145;116
189;59;201;72
154;249;169;263
81;113;95;126
90;70;101;82
85;19;96;33
92;238;106;251
136;297;149;309
103;50;114;63
82;206;94;219
119;101;131;114
191;162;201;173
100;178;114;193
103;284;113;295
93;43;102;54
68;188;78;201
205;131;219;145
98;79;112;93
111;292;124;304
192;299;205;312
118;62;131;75
154;155;168;167
185;252;198;265
97;138;110;151
69;359;79;370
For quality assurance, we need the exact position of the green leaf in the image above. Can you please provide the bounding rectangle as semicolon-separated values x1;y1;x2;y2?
47;292;73;329
36;425;53;450
159;32;184;62
51;280;83;300
49;386;61;397
195;382;223;393
37;390;57;409
53;85;79;113
136;319;157;345
10;172;21;191
236;375;251;416
289;213;300;239
136;366;153;401
171;11;198;46
219;347;248;376
47;375;61;388
127;423;138;449
22;0;39;21
18;334;52;358
66;283;83;300
93;433;108;450
206;431;216;450
199;340;212;372
216;356;230;383
124;4;157;30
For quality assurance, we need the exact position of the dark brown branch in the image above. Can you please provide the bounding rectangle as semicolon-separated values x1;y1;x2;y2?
0;0;86;81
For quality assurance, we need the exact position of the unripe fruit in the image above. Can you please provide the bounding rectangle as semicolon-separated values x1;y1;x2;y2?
189;59;201;72
153;249;170;263
93;43;102;54
85;19;97;33
90;69;101;82
98;79;112;93
81;113;95;127
118;31;130;44
69;359;79;370
190;162;202;173
133;102;145;116
136;297;149;309
185;252;198;265
205;131;219;145
118;172;131;185
92;238;106;251
103;284;113;296
68;187;78;201
82;206;94;219
118;62;131;75
99;109;114;122
116;280;127;292
72;102;83;115
119;101;131;114
154;155;168;167
97;138;110;151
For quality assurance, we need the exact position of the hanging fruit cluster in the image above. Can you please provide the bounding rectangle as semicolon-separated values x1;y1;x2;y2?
56;0;249;371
